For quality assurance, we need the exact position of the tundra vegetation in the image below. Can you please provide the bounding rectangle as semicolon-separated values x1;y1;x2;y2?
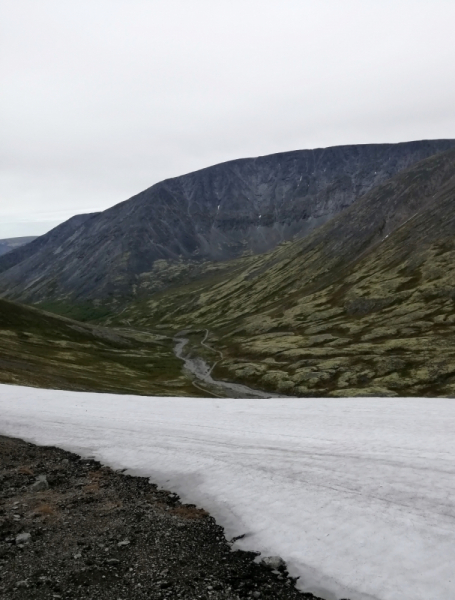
113;149;455;397
0;298;200;396
2;145;455;397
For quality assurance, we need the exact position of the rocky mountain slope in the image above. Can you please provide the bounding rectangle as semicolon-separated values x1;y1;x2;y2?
120;148;455;397
0;214;97;274
1;140;454;305
0;237;37;257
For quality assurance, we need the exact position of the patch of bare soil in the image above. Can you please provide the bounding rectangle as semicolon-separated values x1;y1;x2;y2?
0;435;325;600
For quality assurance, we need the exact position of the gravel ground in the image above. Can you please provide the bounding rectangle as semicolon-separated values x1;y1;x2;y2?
0;435;327;600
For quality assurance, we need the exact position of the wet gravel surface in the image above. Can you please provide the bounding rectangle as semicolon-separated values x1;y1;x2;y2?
0;435;326;600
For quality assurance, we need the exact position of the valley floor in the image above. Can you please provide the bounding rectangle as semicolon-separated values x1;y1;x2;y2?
1;385;454;600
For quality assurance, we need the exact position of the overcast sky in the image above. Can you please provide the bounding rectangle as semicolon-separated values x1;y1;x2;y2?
1;0;455;238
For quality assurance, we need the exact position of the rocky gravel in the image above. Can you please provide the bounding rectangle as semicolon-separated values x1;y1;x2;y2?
0;435;326;600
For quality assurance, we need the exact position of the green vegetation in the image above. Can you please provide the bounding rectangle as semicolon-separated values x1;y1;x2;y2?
0;298;205;397
36;300;114;323
112;150;455;397
4;149;455;398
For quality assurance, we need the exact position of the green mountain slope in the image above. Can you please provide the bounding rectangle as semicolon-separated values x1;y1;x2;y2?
119;148;455;397
0;298;199;396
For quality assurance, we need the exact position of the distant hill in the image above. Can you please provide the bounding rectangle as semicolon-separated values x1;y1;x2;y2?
0;236;37;256
0;139;454;304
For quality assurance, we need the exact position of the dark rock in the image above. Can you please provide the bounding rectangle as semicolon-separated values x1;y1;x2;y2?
261;556;286;570
0;433;326;600
15;533;31;545
30;475;49;492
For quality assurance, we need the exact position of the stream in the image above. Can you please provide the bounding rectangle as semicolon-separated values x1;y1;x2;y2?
174;336;282;398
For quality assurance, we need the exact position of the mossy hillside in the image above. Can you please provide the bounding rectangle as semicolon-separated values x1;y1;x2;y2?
35;300;115;323
118;150;455;397
216;232;455;397
0;298;202;396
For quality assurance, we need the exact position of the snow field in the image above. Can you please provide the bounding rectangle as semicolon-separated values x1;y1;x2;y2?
0;384;454;600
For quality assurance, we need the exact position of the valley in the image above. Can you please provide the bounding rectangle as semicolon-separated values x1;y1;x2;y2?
111;147;455;398
2;139;455;600
4;4;455;599
173;330;284;398
1;141;455;399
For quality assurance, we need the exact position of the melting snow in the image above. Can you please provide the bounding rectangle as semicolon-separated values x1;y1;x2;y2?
0;384;454;600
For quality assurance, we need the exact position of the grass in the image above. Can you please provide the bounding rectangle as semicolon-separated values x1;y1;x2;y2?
0;297;208;397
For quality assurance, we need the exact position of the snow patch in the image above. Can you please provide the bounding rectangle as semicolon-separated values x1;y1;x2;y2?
0;385;454;600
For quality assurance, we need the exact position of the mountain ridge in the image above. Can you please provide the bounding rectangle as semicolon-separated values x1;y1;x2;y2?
1;139;454;305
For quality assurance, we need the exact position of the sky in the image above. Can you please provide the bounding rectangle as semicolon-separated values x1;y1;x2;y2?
1;1;455;238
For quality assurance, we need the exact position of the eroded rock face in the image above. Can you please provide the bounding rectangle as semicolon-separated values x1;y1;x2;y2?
0;140;454;302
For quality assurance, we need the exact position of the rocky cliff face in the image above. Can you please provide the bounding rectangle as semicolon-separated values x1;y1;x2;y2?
1;140;454;303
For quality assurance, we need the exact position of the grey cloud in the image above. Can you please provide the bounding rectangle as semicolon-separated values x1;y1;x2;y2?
1;0;455;237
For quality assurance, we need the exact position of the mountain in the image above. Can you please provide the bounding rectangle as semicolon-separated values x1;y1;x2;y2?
0;214;97;273
0;236;37;256
0;296;198;396
0;139;454;305
119;147;455;397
